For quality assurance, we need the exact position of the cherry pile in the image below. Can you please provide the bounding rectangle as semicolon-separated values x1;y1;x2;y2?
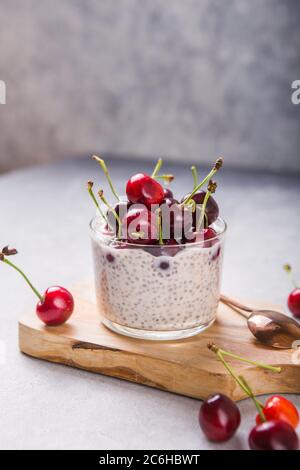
199;343;299;450
0;246;74;326
88;155;224;253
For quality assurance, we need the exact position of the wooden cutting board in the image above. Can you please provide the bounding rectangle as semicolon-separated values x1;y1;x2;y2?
18;283;300;401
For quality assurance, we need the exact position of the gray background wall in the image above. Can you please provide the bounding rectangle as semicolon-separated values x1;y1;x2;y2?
0;0;299;173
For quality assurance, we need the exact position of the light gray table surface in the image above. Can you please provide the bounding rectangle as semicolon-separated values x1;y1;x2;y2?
0;156;299;450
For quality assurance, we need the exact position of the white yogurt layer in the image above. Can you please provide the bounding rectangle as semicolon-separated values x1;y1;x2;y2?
91;237;224;332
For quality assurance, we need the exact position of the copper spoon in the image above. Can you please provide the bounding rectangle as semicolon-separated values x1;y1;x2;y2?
220;294;300;349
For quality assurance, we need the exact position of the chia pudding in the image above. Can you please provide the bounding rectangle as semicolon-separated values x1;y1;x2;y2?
88;155;226;339
90;216;226;340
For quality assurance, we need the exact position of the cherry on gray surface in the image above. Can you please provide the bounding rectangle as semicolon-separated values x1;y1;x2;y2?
0;156;299;450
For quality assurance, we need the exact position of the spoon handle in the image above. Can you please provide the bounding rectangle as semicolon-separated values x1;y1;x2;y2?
220;294;252;318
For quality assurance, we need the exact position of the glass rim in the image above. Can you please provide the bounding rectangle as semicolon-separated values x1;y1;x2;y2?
89;215;227;248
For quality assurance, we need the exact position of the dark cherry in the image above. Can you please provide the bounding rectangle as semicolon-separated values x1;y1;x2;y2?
162;197;179;207
249;420;299;450
122;206;157;245
107;200;131;233
143;238;181;258
199;394;241;442
126;173;164;208
160;201;193;239
36;286;74;326
102;223;114;236
288;288;300;318
181;190;219;226
163;188;174;199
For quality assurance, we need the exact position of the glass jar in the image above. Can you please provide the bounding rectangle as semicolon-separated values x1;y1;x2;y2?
90;216;226;340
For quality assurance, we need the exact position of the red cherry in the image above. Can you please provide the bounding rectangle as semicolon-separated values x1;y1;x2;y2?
184;227;217;246
288;288;300;318
126;173;164;207
160;201;193;239
122;206;157;244
203;227;217;240
256;395;299;429
181;190;219;226
106;200;131;234
199;394;241;442
36;286;74;326
143;238;181;257
249;420;299;450
0;248;74;327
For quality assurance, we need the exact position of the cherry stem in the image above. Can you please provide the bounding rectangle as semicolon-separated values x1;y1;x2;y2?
210;344;281;373
191;165;198;190
92;155;119;201
196;190;212;231
152;158;163;178
154;174;174;183
208;343;277;420
156;209;164;245
87;181;107;222
182;157;223;206
239;376;266;422
215;349;250;396
283;264;298;289
98;190;121;239
2;258;43;301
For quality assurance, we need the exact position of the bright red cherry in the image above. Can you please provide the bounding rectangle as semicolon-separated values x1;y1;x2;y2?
249;420;299;450
0;246;74;326
199;394;241;442
36;286;74;326
126;173;164;208
256;395;299;429
288;288;300;318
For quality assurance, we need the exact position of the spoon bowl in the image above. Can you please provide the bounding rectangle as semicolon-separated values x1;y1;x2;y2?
220;295;300;349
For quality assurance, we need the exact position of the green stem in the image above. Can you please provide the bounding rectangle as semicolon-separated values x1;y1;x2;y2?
197;190;211;231
283;264;298;289
218;348;281;373
98;190;122;239
157;209;164;245
239;376;266;422
153;174;174;183
152;158;163;178
92;155;119;201
182;159;222;206
3;258;43;301
87;182;107;222
216;350;250;396
191;166;198;191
